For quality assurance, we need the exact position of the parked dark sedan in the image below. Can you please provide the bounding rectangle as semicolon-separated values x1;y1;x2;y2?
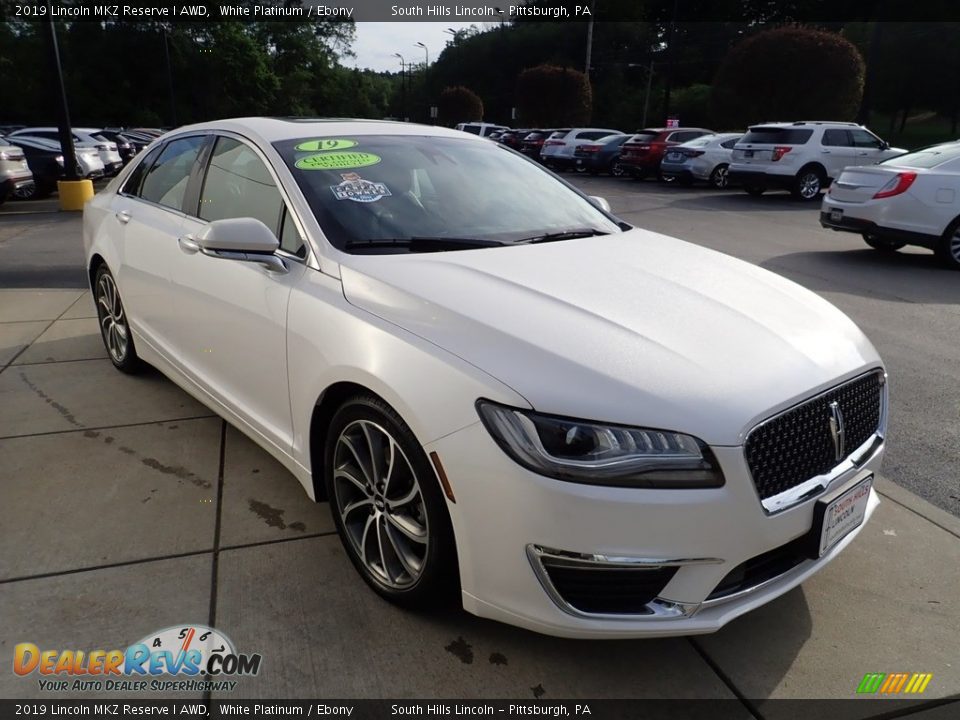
498;129;533;151
572;134;631;175
520;130;559;162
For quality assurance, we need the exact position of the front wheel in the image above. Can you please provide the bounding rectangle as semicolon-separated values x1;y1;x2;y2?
94;265;142;373
709;164;730;189
609;161;625;177
935;220;960;270
863;234;905;252
325;395;458;609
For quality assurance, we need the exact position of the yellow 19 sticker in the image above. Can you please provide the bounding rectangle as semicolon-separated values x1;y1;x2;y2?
295;152;381;170
295;139;358;152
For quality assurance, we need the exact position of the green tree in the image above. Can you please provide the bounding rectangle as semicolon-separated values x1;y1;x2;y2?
438;86;483;126
516;64;592;126
712;26;865;128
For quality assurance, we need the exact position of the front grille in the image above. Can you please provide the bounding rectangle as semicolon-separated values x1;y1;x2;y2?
706;536;809;601
745;371;883;502
541;561;678;615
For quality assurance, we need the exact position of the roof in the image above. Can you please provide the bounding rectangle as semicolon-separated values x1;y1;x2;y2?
169;117;481;146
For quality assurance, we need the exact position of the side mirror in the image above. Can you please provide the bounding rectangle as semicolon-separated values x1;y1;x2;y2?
193;217;287;274
589;195;611;213
880;140;890;150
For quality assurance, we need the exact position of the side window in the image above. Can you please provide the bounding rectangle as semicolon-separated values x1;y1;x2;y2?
199;137;284;233
278;208;307;259
850;129;883;148
139;136;204;211
822;129;852;147
669;131;699;143
121;146;163;197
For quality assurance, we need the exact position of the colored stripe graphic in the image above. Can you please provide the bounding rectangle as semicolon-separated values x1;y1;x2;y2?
857;672;932;694
857;673;885;693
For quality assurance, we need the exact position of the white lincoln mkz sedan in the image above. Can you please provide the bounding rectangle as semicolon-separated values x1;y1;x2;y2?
84;118;887;638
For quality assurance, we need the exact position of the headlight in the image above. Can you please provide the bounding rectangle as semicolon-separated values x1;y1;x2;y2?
476;400;723;488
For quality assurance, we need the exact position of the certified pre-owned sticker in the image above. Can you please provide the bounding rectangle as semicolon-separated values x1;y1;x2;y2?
295;138;359;152
295;151;380;170
330;173;392;203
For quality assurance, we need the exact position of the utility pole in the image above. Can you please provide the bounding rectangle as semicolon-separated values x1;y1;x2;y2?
642;59;655;127
393;53;407;120
162;27;177;127
43;3;78;181
584;0;596;78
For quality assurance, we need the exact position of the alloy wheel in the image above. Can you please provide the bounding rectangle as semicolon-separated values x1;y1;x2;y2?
96;273;129;363
798;172;821;199
610;162;625;177
711;165;729;189
951;228;960;264
332;419;428;589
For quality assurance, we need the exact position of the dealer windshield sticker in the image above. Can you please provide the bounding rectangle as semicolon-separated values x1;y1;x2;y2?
330;172;392;203
13;624;262;693
295;138;359;152
295;151;381;170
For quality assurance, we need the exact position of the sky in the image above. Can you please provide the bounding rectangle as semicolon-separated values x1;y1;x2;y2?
346;22;486;72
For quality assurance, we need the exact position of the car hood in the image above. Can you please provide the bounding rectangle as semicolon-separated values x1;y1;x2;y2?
340;229;881;445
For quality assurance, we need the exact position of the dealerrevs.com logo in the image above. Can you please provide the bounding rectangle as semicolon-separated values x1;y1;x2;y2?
14;625;262;693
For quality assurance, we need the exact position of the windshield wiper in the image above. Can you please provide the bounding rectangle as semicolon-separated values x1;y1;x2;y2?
517;228;611;244
344;236;505;252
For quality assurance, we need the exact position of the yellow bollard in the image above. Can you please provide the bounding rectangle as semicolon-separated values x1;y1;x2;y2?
57;179;95;211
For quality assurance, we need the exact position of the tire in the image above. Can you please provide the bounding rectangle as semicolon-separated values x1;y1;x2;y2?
574;165;588;174
744;185;766;196
935;219;960;270
709;164;730;189
93;265;142;374
609;161;625;178
862;234;906;252
792;166;825;201
324;394;458;609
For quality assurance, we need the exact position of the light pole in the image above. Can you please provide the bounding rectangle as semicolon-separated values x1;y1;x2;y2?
443;28;458;44
393;53;406;120
414;41;429;68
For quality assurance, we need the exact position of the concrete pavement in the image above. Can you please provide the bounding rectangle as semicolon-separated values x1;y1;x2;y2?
1;206;958;715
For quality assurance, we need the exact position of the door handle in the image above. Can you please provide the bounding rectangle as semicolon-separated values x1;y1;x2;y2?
821;150;831;154
116;211;131;224
857;151;869;156
178;235;201;254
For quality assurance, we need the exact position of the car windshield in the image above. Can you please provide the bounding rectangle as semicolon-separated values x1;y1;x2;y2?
881;144;960;168
273;134;621;253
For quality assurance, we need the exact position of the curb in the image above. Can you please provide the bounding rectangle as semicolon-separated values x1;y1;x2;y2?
875;476;960;541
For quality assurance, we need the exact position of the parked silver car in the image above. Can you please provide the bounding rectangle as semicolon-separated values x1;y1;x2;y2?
660;133;743;188
10;127;123;175
0;138;34;204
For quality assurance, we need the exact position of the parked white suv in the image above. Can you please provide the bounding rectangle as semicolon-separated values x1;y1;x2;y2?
729;122;905;201
540;128;623;170
455;122;509;138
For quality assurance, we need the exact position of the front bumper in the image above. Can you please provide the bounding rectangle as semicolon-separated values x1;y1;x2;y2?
427;421;883;638
0;173;35;199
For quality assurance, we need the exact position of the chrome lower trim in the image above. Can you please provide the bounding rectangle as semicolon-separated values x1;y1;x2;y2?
526;544;717;620
760;432;884;514
749;369;888;515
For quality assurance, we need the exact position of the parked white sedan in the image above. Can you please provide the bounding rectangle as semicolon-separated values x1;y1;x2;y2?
821;141;960;269
84;118;886;638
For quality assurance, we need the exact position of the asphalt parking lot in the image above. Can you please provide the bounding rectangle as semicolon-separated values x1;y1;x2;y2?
1;180;959;714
